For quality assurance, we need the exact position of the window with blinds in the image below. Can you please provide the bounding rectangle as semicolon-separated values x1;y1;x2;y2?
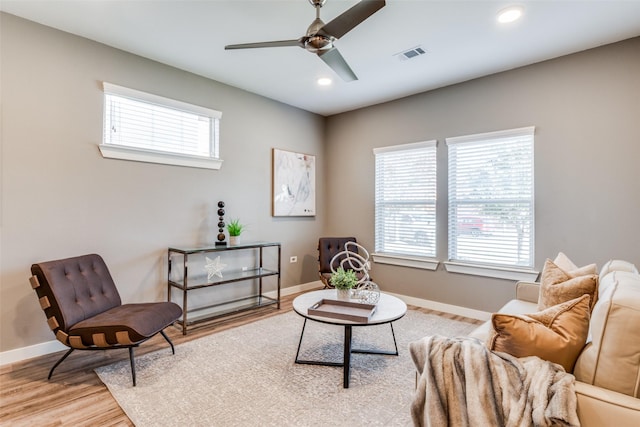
100;82;222;170
374;140;437;259
446;127;534;269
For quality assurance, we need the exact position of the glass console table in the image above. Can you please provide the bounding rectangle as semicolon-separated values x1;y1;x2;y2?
168;242;281;334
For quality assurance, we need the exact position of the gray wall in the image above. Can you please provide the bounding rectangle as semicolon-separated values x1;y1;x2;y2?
325;37;640;312
2;12;639;354
0;14;325;352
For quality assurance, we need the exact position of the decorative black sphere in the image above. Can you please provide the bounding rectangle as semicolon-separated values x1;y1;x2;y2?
215;201;227;245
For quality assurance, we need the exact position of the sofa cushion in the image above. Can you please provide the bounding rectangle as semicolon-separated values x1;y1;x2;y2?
489;294;591;372
538;259;598;312
573;271;640;398
599;259;639;278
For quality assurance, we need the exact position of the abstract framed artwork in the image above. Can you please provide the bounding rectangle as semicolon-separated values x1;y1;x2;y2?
272;148;316;217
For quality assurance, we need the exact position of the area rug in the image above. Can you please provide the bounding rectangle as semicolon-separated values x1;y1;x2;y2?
95;309;478;426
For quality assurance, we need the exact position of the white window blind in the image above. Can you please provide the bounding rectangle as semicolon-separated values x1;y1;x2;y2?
374;140;437;259
101;82;222;169
447;127;534;269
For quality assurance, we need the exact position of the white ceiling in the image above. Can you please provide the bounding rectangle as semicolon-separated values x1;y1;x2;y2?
2;1;640;116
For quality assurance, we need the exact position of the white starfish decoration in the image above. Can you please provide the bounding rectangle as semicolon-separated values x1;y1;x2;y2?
204;256;226;281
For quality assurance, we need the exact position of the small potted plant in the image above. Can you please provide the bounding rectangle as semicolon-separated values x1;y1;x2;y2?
227;219;244;246
331;266;358;300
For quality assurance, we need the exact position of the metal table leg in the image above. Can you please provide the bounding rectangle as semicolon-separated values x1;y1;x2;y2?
352;323;399;356
295;319;343;368
343;325;352;388
294;320;399;389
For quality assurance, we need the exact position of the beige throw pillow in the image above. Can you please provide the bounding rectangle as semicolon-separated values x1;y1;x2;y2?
538;258;598;311
554;252;598;277
489;295;591;372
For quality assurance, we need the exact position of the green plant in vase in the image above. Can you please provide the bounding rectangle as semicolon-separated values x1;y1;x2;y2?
331;266;358;299
227;219;244;245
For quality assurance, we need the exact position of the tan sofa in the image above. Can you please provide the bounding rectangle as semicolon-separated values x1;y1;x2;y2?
469;260;640;427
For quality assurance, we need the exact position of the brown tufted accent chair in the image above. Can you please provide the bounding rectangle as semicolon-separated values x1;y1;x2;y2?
29;253;182;386
318;237;369;288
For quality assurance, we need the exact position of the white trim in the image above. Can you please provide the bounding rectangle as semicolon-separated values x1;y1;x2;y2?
0;339;67;366
373;139;436;154
372;253;439;270
102;82;222;119
444;261;539;281
445;126;535;146
99;144;223;170
385;291;491;321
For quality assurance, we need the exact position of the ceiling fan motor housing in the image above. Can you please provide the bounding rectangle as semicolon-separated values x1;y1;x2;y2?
304;15;333;52
304;35;333;52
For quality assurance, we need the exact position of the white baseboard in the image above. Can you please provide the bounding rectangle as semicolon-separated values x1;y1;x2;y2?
385;291;491;321
0;339;67;366
0;281;487;366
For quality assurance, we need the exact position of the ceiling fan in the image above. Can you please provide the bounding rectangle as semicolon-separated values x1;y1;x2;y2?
225;0;386;82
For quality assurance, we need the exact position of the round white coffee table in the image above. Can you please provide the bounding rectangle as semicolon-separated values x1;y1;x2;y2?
292;289;407;388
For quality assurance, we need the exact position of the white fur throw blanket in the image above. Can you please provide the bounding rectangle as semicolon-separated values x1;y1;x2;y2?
409;335;580;427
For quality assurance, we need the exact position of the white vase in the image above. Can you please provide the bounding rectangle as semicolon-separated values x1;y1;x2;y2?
229;236;241;246
336;288;351;300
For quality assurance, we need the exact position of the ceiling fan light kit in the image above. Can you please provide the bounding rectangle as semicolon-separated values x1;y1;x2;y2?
225;0;386;82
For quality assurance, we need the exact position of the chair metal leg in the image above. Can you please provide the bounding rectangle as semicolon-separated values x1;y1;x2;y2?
129;347;136;387
48;348;74;380
160;330;175;355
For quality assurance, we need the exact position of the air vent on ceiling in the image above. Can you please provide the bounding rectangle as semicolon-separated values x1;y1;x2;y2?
395;46;427;61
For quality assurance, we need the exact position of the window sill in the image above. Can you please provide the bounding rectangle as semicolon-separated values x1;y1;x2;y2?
99;144;223;170
372;253;439;271
443;261;539;281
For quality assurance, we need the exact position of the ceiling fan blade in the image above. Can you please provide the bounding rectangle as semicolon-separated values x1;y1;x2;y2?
225;39;302;50
319;0;385;40
317;48;357;82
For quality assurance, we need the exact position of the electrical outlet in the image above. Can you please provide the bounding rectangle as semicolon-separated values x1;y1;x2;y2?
290;256;297;263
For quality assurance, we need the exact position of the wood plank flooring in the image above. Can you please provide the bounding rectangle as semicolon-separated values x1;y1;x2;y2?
0;293;480;426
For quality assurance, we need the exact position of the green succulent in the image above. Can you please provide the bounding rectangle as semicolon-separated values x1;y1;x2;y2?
226;219;244;237
331;267;358;290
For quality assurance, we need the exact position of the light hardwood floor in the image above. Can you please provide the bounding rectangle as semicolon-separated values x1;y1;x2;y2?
0;293;480;426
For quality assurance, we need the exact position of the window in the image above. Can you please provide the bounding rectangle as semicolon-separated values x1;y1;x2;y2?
373;140;438;270
100;82;222;170
446;127;535;279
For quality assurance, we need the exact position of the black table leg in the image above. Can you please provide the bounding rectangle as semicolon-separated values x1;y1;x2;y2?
294;320;398;389
352;323;399;356
295;319;343;367
343;325;352;388
294;318;308;363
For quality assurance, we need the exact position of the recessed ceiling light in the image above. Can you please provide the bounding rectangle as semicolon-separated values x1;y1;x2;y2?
497;6;524;24
317;77;332;86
